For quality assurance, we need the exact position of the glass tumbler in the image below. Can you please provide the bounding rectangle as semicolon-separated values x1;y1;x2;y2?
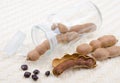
31;0;102;55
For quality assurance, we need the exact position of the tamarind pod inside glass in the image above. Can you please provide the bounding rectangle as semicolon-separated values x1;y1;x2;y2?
56;32;79;43
69;23;96;34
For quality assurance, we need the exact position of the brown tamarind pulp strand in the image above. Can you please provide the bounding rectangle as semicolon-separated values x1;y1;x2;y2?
52;53;96;76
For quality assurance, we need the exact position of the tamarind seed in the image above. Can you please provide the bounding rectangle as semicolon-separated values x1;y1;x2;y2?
21;64;28;71
24;72;31;78
33;69;40;75
45;71;50;76
32;74;39;81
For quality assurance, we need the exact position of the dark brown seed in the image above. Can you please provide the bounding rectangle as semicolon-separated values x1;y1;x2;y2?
45;71;50;76
24;72;31;78
32;74;39;81
21;64;28;71
33;69;40;75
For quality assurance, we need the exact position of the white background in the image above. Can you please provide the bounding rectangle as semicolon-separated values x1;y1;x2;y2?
0;0;120;83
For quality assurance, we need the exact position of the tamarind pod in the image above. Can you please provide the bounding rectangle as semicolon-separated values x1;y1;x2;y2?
76;43;93;55
69;23;96;34
92;46;120;61
76;35;118;56
98;35;118;47
35;40;50;54
90;35;117;51
106;46;120;57
52;23;96;34
27;50;40;61
57;23;68;33
56;34;69;43
51;23;68;33
65;32;80;42
56;32;79;43
92;48;110;61
89;40;102;51
27;40;50;61
27;32;79;61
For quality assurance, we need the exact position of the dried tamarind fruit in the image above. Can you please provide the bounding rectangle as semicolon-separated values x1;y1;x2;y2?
92;46;120;61
76;35;118;55
76;43;93;55
69;23;96;34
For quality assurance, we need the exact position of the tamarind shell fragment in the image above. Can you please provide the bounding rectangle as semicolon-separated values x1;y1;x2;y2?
52;53;96;76
52;53;80;67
